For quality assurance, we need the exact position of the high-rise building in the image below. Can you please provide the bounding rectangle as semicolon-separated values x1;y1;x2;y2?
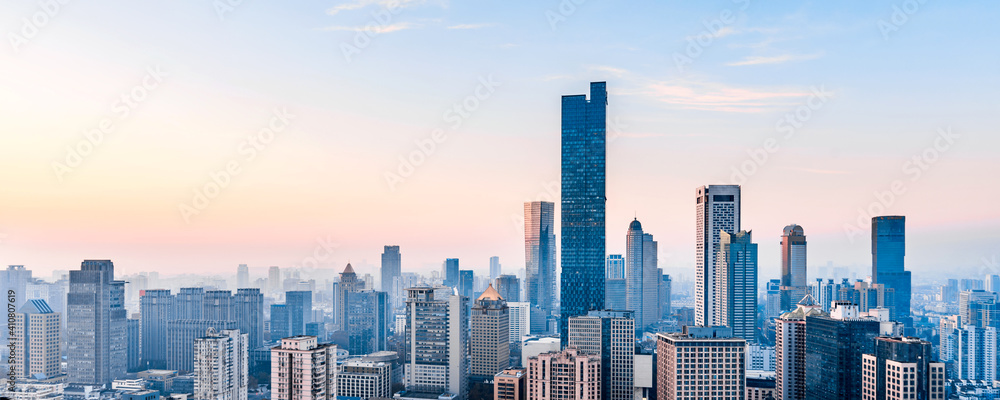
695;184;741;326
871;216;912;326
336;360;391;399
490;256;502;282
168;320;237;373
987;275;1000;293
270;304;291;341
459;270;475;300
268;266;281;296
67;260;127;385
527;348;601;400
237;264;249;289
13;299;61;379
346;290;388;356
657;326;746;400
805;302;882;400
954;325;997;381
402;286;469;400
568;310;634;400
716;230;758;343
495;275;520;303
560;82;607;345
471;285;510;381
780;224;809;312
660;271;672;319
381;245;401;291
205;290;234;321
234;288;264;349
286;291;312;337
336;264;362;332
766;279;782;319
524;201;556;328
625;219;659;330
176;287;206;320
861;337;945;400
606;254;625;280
270;336;338;400
960;290;998;323
776;295;827;400
494;368;526;400
194;329;248;400
507;302;530;367
127;318;141;372
141;289;174;369
443;258;460;288
605;277;627;312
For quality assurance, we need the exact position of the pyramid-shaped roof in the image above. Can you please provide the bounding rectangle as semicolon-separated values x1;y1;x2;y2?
477;284;504;302
342;263;355;275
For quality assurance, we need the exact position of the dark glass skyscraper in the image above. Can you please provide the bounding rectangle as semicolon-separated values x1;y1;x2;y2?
524;201;556;329
444;258;460;288
459;270;475;299
285;291;312;336
872;216;911;327
380;245;401;306
560;82;607;345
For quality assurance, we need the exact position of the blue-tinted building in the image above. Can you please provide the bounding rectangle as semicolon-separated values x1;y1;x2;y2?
346;290;388;355
560;81;607;345
718;230;758;343
459;270;475;300
286;291;312;336
270;304;291;341
872;216;911;327
444;258;460;287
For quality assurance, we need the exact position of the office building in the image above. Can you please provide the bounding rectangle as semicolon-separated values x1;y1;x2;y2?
271;304;291;341
193;329;248;400
337;360;391;399
494;368;526;400
695;184;741;326
805;302;882;400
234;288;264;349
560;82;607;345
523;201;557;335
443;258;460;288
661;271;672;319
954;325;997;381
336;264;362;332
716;230;758;343
176;287;206;320
286;291;312;337
527;348;601;400
270;336;337;400
606;254;625;280
471;285;510;381
268;266;281;296
402;286;469;400
67;260;127;385
168;320;236;372
567;310;634;400
871;216;912;326
625;219;659;330
780;224;809;312
13;299;61;379
960;290;998;324
495;275;520;303
346;290;389;356
140;289;174;369
657;326;746;400
237;264;249;289
127;318;141;372
776;295;826;400
861;337;945;400
204;290;234;321
766;279;781;320
381;245;401;293
605;276;626;312
459;270;475;300
507;302;530;367
746;377;776;400
490;256;502;282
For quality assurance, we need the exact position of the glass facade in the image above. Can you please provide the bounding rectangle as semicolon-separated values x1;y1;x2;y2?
804;314;880;400
872;216;911;326
560;82;607;345
524;201;556;327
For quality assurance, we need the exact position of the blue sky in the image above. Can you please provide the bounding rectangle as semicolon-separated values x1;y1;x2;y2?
1;0;998;283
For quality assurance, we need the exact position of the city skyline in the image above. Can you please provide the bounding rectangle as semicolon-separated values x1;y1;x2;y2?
3;2;998;281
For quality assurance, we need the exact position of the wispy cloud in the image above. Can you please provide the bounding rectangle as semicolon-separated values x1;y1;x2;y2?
727;53;822;66
321;22;419;34
587;65;628;78
326;0;434;16
447;23;496;30
643;79;812;113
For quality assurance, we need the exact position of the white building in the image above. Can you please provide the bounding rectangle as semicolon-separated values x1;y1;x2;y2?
746;344;775;372
520;337;560;368
694;185;741;326
270;336;337;400
336;360;391;399
402;286;468;400
507;302;531;344
194;329;248;400
568;310;634;400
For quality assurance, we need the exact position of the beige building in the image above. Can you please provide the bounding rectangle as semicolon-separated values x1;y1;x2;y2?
14;300;61;380
527;348;600;400
657;326;746;400
494;368;526;400
471;285;510;380
270;336;338;400
337;361;391;399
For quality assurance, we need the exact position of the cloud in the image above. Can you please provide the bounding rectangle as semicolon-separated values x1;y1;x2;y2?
321;22;418;34
446;23;496;30
643;79;813;113
587;65;628;78
727;53;822;66
326;0;434;16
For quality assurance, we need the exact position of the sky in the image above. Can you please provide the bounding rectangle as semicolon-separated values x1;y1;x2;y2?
1;0;998;283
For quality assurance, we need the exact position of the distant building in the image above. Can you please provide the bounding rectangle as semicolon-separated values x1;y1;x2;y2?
127;318;141;372
625;219;659;330
568;310;634;400
236;264;249;289
660;271;672;319
380;246;401;301
527;348;600;400
779;225;809;312
141;289;174;369
495;275;520;303
285;291;312;336
657;326;746;400
13;299;61;379
337;360;391;399
765;279;782;320
459;270;475;300
861;337;945;400
494;368;526;400
443;258;460;288
520;337;560;368
336;264;362;332
606;254;625;280
193;329;248;400
168;320;237;372
489;256;502;282
506;302;530;367
270;304;291;341
746;344;775;372
67;260;127;385
270;336;337;400
234;289;264;349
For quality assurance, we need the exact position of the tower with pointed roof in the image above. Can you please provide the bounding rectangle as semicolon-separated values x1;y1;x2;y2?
471;284;510;381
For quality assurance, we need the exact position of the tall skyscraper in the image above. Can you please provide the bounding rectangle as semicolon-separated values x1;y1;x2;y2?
267;266;281;296
176;287;206;320
194;329;248;400
67;259;127;385
336;264;361;331
270;336;338;400
471;285;510;381
625;219;658;330
234;288;264;349
286;291;312;337
402;286;469;400
459;270;475;300
237;264;249;289
13;299;61;379
871;216;911;326
346;290;389;356
524;201;556;326
716;230;758;343
141;289;174;369
560;82;607;345
776;295;827;400
805;302;882;400
657;326;746;400
205;290;234;321
270;304;291;341
695;184;741;326
495;275;521;303
568;310;634;400
490;256;502;282
380;245;401;309
861;337;945;400
443;258;460;288
660;271;672;319
527;348;601;400
780;224;809;311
